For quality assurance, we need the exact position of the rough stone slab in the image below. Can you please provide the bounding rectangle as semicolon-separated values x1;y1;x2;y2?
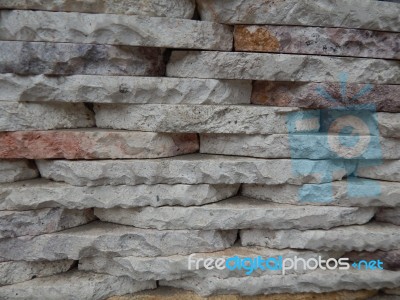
0;0;195;19
0;260;74;286
166;51;400;84
0;102;94;131
357;160;400;182
94;104;320;134
80;247;341;280
94;197;375;230
240;222;400;252
0;208;95;238
384;288;400;295
0;10;232;51
160;269;400;296
251;81;400;113
0;270;156;300
234;25;400;59
345;249;400;271
0;130;199;159
0;41;165;76
200;134;400;159
376;208;400;226
196;0;400;32
241;180;400;207
0;221;237;261
0;160;38;183
36;155;350;186
377;113;400;138
0;179;239;210
0;74;251;105
107;288;377;300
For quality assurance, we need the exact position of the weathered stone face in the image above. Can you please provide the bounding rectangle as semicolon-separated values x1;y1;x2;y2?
36;155;350;186
251;81;400;113
375;208;400;226
196;0;400;32
234;25;400;59
0;208;95;238
0;130;199;159
241;180;400;207
0;102;94;131
166;51;400;84
0;0;196;19
200;134;400;159
0;271;156;300
240;223;400;252
0;74;251;105
94;197;375;230
356;160;400;182
94;104;319;134
0;260;74;286
0;180;239;210
0;160;38;183
160;269;400;296
0;221;237;261
0;41;165;76
0;10;233;50
79;247;341;280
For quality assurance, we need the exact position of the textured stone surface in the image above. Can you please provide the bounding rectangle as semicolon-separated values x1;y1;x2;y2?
80;247;340;280
0;260;74;286
0;180;239;210
196;0;400;32
0;0;195;18
0;270;156;300
36;155;350;186
94;197;374;230
251;81;400;113
94;104;319;134
160;269;400;296
384;288;400;295
0;160;38;183
234;25;399;59
377;113;400;138
0;74;251;105
345;249;400;271
376;208;400;226
0;102;94;131
107;288;377;300
357;160;400;182
0;41;165;76
241;180;400;207
167;51;400;84
0;208;95;238
0;10;232;51
0;130;198;159
240;223;400;251
0;221;237;261
200;134;400;159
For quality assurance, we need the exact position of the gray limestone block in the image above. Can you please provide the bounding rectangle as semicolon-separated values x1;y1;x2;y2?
94;197;375;230
0;221;237;261
0;0;196;19
0;10;232;50
0;41;165;76
0;74;251;105
0;179;239;210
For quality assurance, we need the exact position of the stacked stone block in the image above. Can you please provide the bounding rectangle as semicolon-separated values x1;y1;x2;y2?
0;0;399;299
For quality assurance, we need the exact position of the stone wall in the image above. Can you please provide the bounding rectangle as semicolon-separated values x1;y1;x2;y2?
0;0;399;299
